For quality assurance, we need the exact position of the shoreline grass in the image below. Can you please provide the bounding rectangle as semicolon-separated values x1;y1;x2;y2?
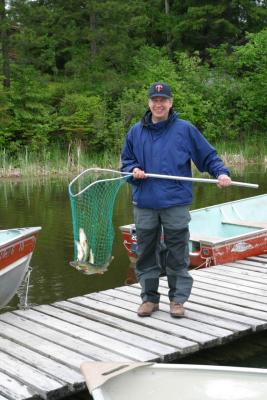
215;139;267;166
0;146;121;178
0;141;266;178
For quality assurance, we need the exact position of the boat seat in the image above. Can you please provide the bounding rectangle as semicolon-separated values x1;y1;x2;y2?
222;219;267;229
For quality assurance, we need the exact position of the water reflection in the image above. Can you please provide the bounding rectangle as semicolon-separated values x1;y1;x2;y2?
0;165;266;313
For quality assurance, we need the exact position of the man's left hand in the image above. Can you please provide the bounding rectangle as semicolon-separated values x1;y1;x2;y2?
217;174;232;188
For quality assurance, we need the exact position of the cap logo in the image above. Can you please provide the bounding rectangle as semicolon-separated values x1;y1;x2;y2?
155;84;163;92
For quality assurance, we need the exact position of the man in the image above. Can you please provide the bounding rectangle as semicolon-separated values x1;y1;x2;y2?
121;82;231;318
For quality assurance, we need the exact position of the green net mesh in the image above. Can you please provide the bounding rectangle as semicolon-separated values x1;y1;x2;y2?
69;168;128;272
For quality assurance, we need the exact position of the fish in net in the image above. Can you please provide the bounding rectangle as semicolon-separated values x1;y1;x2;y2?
68;168;129;275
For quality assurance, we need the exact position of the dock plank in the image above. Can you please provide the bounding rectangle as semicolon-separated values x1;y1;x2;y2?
32;304;173;359
1;253;267;399
188;274;267;305
107;287;235;343
132;281;266;330
190;270;267;298
191;287;267;313
0;396;10;400
247;256;267;263
195;268;267;290
12;307;158;362
217;263;267;276
117;284;251;335
191;270;267;296
160;278;267;320
184;300;266;330
0;351;67;400
68;295;198;352
53;300;186;360
233;259;267;269
226;262;267;274
210;265;267;285
0;312;131;362
156;282;267;330
0;336;83;389
86;291;217;348
189;293;267;323
0;370;34;400
0;319;95;369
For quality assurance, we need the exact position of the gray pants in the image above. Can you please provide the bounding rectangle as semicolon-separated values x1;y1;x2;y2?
134;205;193;304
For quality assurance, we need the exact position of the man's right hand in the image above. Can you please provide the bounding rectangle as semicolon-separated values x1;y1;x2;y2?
133;168;146;179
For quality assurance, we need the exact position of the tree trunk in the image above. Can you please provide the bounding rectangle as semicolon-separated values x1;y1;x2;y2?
90;11;97;59
165;0;171;55
0;0;10;88
165;0;170;15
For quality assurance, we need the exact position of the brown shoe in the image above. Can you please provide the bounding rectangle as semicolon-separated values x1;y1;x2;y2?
137;302;159;317
170;302;185;318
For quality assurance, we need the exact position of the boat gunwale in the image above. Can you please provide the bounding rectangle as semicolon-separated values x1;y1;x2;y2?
190;227;267;246
0;227;42;249
101;362;267;375
120;223;267;246
189;193;266;214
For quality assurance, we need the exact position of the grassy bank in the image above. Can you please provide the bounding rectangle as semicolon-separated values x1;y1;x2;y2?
0;147;121;178
216;139;267;166
0;140;266;178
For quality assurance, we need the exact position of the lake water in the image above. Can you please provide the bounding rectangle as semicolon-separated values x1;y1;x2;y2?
0;164;267;390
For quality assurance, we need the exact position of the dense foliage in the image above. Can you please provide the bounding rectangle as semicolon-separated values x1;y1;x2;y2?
0;0;267;161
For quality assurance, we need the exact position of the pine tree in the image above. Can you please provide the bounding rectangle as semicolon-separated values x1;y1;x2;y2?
0;0;10;87
171;0;267;55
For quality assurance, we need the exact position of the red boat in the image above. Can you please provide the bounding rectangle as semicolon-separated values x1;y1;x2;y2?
120;194;267;268
0;227;41;308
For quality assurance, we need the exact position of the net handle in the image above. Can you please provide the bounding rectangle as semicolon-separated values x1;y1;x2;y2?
70;168;259;190
138;172;258;188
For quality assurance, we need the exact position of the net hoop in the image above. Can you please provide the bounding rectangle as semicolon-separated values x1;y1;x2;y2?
69;168;131;198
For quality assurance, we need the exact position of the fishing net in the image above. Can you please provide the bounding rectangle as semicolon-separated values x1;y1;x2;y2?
68;168;129;274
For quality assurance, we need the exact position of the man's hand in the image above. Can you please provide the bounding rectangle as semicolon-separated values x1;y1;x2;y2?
133;167;146;179
217;174;232;188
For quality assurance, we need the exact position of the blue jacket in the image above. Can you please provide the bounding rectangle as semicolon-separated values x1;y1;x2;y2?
121;110;230;209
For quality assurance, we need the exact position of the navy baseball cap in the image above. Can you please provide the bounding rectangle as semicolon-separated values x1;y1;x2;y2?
148;82;172;98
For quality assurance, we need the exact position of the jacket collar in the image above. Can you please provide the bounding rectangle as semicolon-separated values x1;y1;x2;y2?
141;108;177;129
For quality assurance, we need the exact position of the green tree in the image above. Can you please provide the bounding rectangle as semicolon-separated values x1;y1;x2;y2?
56;92;109;154
9;0;149;92
8;66;54;152
2;0;267;159
155;1;267;58
0;0;10;87
229;29;267;139
206;28;267;141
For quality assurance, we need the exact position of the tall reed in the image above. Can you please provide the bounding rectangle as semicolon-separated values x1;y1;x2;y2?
0;139;266;178
216;137;267;165
0;145;121;177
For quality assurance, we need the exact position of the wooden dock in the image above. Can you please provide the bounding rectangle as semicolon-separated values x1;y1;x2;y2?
1;254;267;399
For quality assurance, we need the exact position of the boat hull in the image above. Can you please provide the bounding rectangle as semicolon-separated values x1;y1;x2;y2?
120;194;267;268
81;362;267;400
120;226;267;268
0;227;41;308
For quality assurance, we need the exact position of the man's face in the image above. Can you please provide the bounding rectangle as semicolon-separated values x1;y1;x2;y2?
148;96;173;123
